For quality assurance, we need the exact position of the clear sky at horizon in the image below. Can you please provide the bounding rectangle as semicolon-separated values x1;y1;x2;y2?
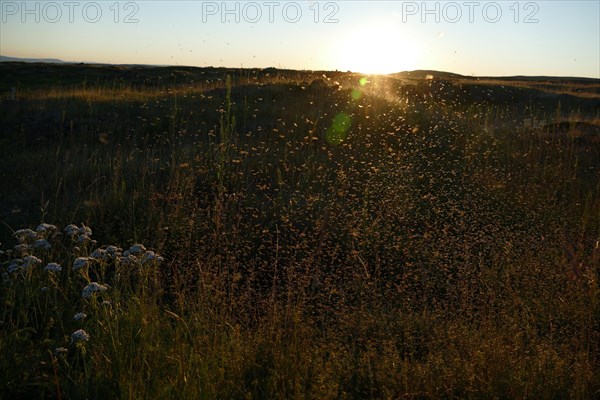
1;0;598;77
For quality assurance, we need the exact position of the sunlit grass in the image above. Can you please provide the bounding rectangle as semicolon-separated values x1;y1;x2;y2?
1;65;599;399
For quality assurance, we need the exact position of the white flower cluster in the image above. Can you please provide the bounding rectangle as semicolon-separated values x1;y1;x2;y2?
44;262;62;272
82;282;109;298
2;223;168;352
140;250;164;265
4;224;164;277
7;259;23;273
85;243;165;268
37;223;57;233
90;245;122;261
13;228;38;243
22;255;42;269
34;239;51;250
73;312;87;321
71;329;90;343
124;244;146;256
64;224;95;245
73;257;91;270
121;244;164;266
84;243;165;268
12;224;58;253
63;224;79;237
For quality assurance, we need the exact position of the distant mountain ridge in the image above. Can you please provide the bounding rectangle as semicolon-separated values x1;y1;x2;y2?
0;55;66;64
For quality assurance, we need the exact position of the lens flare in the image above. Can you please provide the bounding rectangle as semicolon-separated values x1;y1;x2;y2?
351;88;362;100
326;112;352;145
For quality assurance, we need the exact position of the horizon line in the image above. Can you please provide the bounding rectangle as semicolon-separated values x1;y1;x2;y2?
1;55;599;80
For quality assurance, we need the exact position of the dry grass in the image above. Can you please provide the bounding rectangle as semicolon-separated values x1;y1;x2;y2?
1;65;599;399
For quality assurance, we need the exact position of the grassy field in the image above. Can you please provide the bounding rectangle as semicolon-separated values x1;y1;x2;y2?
1;62;599;399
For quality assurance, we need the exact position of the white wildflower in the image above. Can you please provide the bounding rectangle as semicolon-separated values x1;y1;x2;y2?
14;228;34;237
73;257;91;270
13;229;37;243
79;225;92;237
34;239;51;250
141;250;164;265
105;245;121;257
77;234;91;244
73;312;87;321
91;245;121;261
101;300;112;307
7;259;23;273
44;262;62;272
64;224;80;237
22;255;42;269
36;223;57;233
124;244;146;256
90;248;106;260
54;347;68;355
71;329;90;343
82;282;108;298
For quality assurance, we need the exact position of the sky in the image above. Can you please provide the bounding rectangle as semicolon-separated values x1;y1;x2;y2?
1;0;599;77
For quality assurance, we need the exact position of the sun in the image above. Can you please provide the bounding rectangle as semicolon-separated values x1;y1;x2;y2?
333;24;418;75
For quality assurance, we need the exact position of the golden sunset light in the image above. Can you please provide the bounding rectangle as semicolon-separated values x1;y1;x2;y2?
1;1;599;397
333;24;419;74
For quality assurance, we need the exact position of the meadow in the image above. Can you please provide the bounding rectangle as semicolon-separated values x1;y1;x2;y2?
1;62;599;399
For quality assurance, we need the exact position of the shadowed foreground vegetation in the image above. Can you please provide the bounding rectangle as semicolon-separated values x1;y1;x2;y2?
1;63;599;399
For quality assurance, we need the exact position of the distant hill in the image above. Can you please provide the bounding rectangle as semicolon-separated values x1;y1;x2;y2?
477;75;600;84
0;55;66;64
391;70;599;83
391;70;466;80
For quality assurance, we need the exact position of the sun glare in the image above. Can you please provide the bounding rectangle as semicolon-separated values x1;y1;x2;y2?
333;25;418;75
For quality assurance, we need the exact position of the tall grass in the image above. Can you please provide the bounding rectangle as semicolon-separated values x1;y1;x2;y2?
1;68;599;399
